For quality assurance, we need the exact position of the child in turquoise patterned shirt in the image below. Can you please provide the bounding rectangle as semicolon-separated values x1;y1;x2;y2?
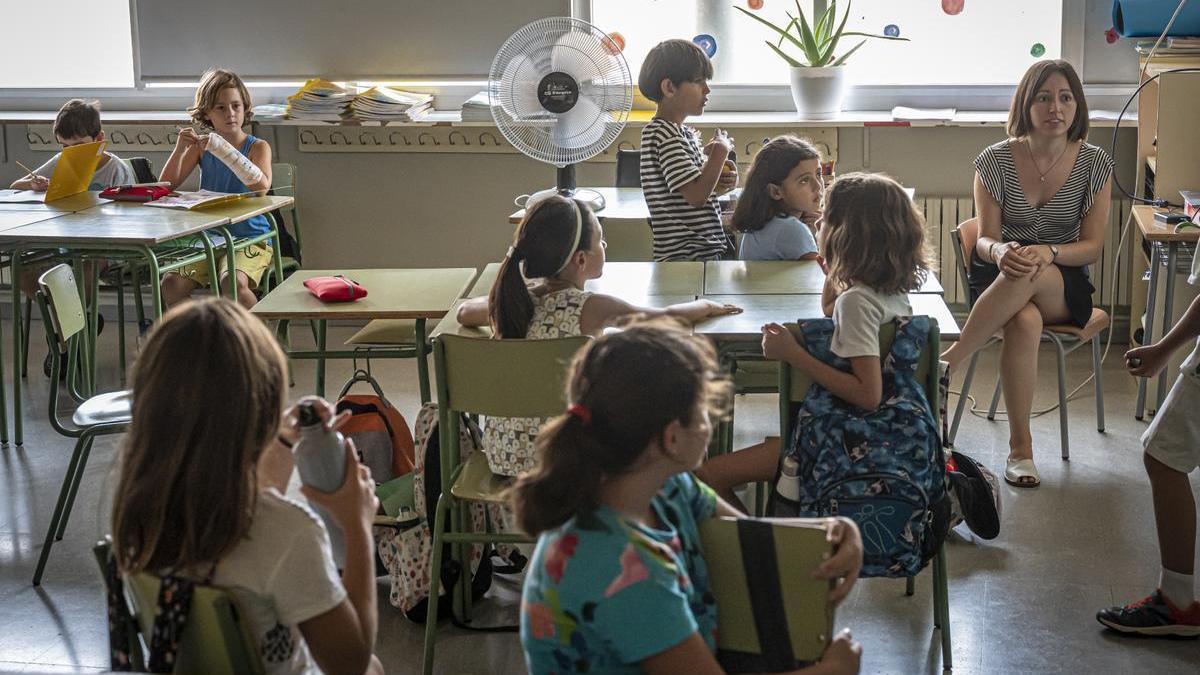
512;322;864;674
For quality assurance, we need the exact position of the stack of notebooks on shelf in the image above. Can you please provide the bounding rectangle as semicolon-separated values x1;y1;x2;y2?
350;86;433;122
460;91;493;122
1135;37;1200;56
286;79;353;121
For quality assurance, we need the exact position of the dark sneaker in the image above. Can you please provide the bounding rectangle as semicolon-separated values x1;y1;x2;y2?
948;450;1001;540
1097;590;1200;638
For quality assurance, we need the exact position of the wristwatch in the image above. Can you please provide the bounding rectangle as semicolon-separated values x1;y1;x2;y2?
1048;244;1060;262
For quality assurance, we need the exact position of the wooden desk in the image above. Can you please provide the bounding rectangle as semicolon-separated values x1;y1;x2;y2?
0;190;105;213
430;295;696;341
695;293;961;341
704;260;944;295
1132;205;1200;418
253;268;476;400
469;261;705;301
0;211;65;232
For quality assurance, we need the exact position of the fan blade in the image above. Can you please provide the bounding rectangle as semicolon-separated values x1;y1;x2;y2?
497;56;547;119
551;95;607;150
550;28;603;84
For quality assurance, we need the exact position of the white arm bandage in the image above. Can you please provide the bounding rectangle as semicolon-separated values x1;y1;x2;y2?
205;133;266;186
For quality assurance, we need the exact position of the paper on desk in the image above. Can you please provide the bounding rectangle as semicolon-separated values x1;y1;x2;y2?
892;106;956;121
0;189;46;203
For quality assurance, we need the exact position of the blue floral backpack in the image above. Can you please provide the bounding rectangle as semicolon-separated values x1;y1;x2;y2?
771;315;950;578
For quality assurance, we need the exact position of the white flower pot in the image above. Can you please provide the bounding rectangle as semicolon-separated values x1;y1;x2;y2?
788;66;850;119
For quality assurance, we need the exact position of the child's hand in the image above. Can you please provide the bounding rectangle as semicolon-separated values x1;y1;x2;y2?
820;629;863;675
28;175;49;192
716;158;739;194
280;395;351;448
673;299;742;323
176;127;201;149
815;517;862;606
704;128;734;158
815;254;829;275
761;322;802;362
301;440;378;535
1125;344;1170;378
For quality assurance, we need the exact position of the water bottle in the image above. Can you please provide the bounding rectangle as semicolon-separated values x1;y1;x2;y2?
776;455;802;502
293;403;347;566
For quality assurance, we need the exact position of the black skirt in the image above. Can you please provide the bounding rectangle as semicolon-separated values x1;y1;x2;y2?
968;249;1094;328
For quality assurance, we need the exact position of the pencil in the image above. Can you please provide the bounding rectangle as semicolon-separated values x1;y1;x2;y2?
14;160;41;181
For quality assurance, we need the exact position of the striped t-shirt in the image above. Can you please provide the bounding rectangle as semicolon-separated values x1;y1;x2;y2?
640;118;731;261
973;140;1114;245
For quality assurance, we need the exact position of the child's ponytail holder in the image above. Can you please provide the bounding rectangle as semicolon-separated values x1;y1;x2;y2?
566;403;592;426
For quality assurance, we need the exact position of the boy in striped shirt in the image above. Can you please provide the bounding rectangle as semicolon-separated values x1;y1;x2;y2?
638;39;737;261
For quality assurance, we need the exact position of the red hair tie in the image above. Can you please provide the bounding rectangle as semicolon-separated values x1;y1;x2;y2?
567;403;592;426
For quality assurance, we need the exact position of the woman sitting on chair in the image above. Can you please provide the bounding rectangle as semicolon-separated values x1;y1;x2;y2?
941;60;1112;489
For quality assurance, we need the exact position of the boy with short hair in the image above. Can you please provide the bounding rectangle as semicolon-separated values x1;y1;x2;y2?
1096;252;1200;637
10;99;135;192
638;39;737;261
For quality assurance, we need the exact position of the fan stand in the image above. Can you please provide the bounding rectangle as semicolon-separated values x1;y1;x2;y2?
525;164;607;212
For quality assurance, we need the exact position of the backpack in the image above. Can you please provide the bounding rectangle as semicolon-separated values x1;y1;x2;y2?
335;371;415;483
771;316;950;578
375;402;517;624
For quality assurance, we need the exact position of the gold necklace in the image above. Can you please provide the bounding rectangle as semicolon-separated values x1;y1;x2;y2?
1026;140;1069;183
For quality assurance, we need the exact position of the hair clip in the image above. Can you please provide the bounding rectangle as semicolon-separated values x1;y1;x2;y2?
567;403;592;426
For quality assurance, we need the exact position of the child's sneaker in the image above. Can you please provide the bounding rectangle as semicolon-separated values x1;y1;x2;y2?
1096;590;1200;638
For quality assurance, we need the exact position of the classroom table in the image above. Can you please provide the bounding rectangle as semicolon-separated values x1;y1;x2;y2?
703;260;944;295
1132;205;1200;419
0;211;66;232
468;261;705;301
0;190;106;214
252;268;476;401
695;293;961;342
0;194;293;445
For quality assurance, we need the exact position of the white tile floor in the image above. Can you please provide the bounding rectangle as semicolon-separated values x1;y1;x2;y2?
1;319;1198;674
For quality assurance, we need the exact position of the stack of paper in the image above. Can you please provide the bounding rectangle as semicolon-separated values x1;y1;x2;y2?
1136;37;1200;56
350;86;433;122
460;91;494;122
286;79;353;121
252;104;288;120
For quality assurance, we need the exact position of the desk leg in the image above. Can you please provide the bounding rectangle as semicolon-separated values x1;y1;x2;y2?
82;261;98;396
11;249;23;445
316;319;327;397
223;231;238;300
0;256;7;444
1157;243;1179;410
1135;244;1161;420
416;318;430;404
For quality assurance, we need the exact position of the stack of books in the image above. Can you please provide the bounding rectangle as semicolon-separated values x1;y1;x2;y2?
350;86;433;122
460;91;493;122
1136;37;1200;56
285;79;353;121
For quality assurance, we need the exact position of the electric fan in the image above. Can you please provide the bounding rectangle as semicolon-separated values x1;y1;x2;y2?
489;17;633;212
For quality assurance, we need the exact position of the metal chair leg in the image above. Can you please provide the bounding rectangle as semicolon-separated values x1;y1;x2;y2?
1050;334;1069;460
1093;336;1105;433
906;575;916;596
33;433;91;585
949;351;980;445
21;297;31;378
117;282;127;381
987;377;1002;421
422;493;451;675
55;435;97;541
934;544;952;670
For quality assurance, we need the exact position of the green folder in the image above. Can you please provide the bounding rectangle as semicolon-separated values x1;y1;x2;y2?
700;516;834;671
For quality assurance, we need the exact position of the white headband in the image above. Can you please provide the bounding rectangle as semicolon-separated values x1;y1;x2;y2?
552;200;585;275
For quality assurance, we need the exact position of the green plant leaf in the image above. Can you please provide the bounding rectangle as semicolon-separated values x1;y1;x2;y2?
785;10;822;63
815;0;837;42
777;17;798;48
764;40;804;67
734;6;810;58
830;39;868;67
819;0;855;66
841;31;910;41
792;3;822;62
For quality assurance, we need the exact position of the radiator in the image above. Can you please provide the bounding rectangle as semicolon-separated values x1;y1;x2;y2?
917;196;1134;311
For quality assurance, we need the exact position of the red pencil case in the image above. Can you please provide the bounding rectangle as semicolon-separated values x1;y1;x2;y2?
99;185;172;202
304;275;368;302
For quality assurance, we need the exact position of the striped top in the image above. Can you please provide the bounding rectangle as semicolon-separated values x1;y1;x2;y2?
974;140;1114;245
640;118;731;261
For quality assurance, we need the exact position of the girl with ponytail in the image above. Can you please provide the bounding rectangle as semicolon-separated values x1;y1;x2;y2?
456;194;741;477
515;321;864;675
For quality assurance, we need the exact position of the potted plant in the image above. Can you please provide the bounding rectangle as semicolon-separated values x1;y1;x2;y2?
736;0;908;118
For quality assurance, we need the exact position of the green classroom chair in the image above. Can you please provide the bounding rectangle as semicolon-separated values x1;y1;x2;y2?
422;333;591;675
259;162;304;292
32;264;131;585
777;319;953;670
92;541;265;674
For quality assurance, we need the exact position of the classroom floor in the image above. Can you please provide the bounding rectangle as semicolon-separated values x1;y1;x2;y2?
0;318;1198;674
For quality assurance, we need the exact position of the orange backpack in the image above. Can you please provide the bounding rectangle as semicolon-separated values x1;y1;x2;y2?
335;371;415;481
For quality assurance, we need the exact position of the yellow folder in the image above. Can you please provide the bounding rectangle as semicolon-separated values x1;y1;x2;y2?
44;140;107;202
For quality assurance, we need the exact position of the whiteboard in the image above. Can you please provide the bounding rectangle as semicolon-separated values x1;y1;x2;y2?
134;0;570;80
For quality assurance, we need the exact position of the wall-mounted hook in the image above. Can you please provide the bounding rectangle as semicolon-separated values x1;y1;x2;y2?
330;131;351;145
135;131;159;145
26;131;50;146
167;131;179;144
111;130;133;145
815;142;832;160
388;131;411;146
448;131;468;146
478;131;501;146
617;140;635;152
744;140;762;157
359;132;381;145
417;132;439;146
299;130;322;145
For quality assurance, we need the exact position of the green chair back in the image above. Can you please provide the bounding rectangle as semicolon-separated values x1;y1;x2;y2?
93;542;264;675
435;334;590;418
779;320;940;441
271;162;296;198
37;264;86;351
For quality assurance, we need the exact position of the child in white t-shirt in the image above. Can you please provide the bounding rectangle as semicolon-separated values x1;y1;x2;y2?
109;299;383;674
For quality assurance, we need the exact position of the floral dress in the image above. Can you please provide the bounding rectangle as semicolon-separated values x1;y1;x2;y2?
482;287;592;476
520;473;719;674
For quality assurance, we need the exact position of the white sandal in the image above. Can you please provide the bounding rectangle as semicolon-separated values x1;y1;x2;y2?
1004;458;1041;488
